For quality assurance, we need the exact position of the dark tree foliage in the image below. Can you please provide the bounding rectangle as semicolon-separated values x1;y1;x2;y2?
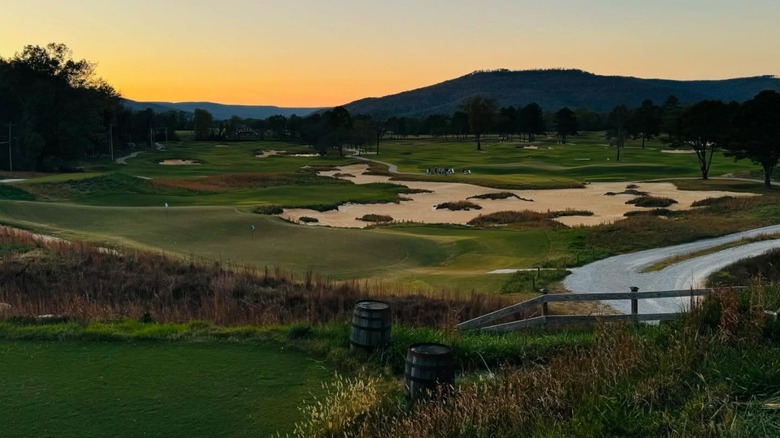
669;100;737;180
0;43;120;170
450;111;470;140
461;95;497;150
606;104;632;161
627;99;661;148
193;108;213;140
726;90;780;188
495;106;519;140
554;107;578;144
519;103;545;141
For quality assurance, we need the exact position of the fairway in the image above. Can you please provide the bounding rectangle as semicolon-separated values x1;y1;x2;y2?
0;340;333;437
0;134;772;293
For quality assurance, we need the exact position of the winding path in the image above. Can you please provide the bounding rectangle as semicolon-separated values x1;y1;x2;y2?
563;224;780;314
116;151;143;164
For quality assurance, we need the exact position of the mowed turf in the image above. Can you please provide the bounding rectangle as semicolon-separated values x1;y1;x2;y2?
0;340;333;437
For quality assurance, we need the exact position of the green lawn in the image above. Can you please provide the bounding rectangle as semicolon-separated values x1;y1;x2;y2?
0;340;333;437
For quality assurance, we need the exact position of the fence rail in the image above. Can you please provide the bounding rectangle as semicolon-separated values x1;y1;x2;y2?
457;288;723;332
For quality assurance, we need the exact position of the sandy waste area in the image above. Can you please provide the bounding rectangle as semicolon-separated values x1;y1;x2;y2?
280;164;755;228
160;159;200;165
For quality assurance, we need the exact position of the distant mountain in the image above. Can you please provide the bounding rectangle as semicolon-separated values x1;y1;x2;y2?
342;69;780;117
121;99;323;120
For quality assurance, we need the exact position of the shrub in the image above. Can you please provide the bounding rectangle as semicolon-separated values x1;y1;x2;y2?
468;192;521;200
299;216;319;223
251;205;283;215
626;196;678;208
435;201;482;211
357;214;393;223
623;209;677;217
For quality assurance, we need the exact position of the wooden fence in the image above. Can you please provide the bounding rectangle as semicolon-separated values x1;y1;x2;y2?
457;288;721;332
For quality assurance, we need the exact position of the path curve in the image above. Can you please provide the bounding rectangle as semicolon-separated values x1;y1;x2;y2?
116;151;143;164
563;224;780;314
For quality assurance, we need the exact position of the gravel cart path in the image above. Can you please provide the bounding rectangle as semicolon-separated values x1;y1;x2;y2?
563;224;780;314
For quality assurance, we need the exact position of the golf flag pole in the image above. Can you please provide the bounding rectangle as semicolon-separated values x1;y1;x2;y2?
251;223;256;240
165;202;169;221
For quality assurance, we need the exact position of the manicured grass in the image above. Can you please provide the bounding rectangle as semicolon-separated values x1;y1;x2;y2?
0;339;333;438
0;202;580;291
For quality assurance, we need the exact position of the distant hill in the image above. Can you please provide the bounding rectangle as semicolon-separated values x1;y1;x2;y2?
121;100;323;120
343;69;780;117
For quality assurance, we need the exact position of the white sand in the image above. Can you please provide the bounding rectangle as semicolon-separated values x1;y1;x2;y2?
281;164;754;228
159;160;200;165
661;149;696;154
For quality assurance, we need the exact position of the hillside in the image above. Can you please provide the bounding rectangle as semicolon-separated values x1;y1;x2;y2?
121;99;323;120
343;69;780;116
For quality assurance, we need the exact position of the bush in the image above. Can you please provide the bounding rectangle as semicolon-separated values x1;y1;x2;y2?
299;216;319;223
626;196;678;208
357;214;393;223
252;205;283;215
435;201;482;211
468;192;521;200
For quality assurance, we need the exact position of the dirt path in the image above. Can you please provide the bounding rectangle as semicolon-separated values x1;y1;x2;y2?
116;151;143;164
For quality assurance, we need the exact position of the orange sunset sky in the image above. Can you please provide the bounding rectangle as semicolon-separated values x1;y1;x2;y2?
2;0;779;107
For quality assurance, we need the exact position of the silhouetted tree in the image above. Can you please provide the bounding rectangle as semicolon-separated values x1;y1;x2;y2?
628;99;661;148
669;100;737;180
519;103;545;141
461;95;497;150
554;107;578;144
726;90;780;188
606;105;632;161
193;109;212;140
2;43;120;170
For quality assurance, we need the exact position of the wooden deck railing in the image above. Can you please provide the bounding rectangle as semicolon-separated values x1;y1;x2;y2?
457;288;722;332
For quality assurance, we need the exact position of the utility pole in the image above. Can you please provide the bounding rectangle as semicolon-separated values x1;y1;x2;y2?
4;122;14;172
108;124;114;161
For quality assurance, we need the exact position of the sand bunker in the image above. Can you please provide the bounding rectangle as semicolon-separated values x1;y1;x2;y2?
281;164;755;228
159;160;200;165
255;150;318;158
661;149;696;154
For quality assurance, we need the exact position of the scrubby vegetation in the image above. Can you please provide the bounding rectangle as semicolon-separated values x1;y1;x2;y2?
499;269;570;293
0;227;513;327
467;192;524;201
357;214;394;223
468;210;592;228
435;201;482;211
293;285;780;437
252;205;284;215
626;196;678;208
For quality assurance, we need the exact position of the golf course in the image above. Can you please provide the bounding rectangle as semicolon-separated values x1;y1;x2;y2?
3;132;780;436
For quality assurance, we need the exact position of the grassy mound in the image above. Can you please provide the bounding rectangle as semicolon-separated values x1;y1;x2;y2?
468;210;591;228
467;192;522;200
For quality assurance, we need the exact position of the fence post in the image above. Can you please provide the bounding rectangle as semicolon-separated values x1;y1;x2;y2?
630;286;639;322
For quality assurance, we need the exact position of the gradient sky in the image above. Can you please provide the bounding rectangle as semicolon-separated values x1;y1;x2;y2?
2;0;779;107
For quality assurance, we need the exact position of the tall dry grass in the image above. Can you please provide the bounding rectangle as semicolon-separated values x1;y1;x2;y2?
0;227;514;327
294;284;780;437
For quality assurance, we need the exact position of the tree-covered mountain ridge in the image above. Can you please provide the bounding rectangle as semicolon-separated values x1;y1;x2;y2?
343;69;780;116
121;100;323;120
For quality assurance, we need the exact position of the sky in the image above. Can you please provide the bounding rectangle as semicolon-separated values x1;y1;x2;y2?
2;0;779;107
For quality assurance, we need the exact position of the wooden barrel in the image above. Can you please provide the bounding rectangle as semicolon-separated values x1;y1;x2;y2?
349;300;392;351
404;343;455;399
